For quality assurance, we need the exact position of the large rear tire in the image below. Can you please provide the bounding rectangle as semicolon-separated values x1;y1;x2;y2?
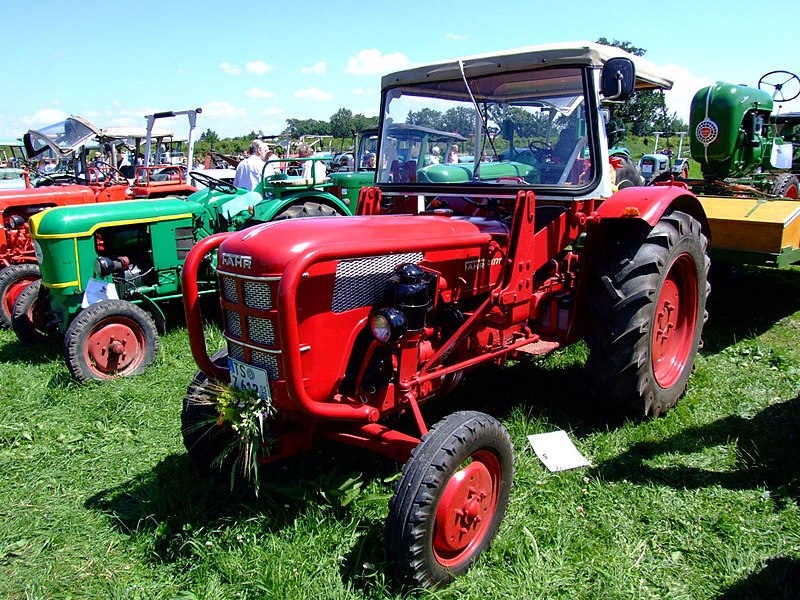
63;300;158;381
614;156;644;188
0;264;40;329
585;210;709;418
771;173;799;199
11;280;60;345
385;411;514;588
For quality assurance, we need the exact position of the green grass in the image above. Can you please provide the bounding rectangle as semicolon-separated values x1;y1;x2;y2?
1;267;799;599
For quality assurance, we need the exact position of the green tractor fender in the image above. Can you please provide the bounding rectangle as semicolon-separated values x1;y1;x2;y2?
251;189;352;221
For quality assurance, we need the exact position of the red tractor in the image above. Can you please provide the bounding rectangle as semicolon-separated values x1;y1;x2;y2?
180;42;709;587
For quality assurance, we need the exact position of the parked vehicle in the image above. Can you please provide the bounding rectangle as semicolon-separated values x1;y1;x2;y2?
0;139;27;190
181;42;710;587
11;158;353;381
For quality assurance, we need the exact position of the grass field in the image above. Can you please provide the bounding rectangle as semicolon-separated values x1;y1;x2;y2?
1;265;798;599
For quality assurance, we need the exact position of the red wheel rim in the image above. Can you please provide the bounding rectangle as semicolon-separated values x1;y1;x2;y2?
432;449;501;567
785;183;799;199
83;317;146;377
651;252;699;388
3;278;36;318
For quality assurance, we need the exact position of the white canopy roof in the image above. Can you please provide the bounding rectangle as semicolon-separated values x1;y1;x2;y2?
382;41;673;91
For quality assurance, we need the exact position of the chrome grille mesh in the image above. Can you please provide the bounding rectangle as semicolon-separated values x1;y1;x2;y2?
220;277;238;303
331;252;423;313
244;280;272;309
251;351;279;379
229;344;244;362
225;311;242;338
247;316;275;345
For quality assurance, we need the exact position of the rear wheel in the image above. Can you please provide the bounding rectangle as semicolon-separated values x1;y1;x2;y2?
771;173;799;199
273;201;343;219
386;411;514;588
63;300;158;381
11;280;60;345
0;264;40;328
585;210;709;418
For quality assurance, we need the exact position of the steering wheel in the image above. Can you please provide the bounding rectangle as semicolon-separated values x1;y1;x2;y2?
528;140;552;160
758;70;800;102
93;161;129;186
33;172;81;187
190;171;238;194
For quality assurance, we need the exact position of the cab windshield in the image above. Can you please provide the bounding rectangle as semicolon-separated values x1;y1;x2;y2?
378;66;594;188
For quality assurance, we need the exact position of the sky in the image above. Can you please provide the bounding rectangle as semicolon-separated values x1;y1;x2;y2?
2;0;798;141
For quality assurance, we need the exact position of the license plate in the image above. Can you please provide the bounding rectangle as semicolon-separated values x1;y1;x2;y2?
641;164;653;173
228;357;272;401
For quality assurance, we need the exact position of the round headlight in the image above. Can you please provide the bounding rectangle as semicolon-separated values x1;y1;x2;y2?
370;307;407;344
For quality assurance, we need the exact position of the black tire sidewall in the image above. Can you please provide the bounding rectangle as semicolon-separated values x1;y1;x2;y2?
0;264;41;328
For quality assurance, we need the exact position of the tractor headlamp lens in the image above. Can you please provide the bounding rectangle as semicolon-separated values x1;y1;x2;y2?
95;256;115;278
370;308;407;344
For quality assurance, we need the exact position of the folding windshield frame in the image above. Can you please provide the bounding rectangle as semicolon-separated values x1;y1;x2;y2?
376;63;603;198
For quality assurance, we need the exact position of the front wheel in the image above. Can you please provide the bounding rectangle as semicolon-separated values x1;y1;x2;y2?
585;210;710;418
11;280;60;345
0;264;41;329
771;173;799;199
385;411;514;588
273;201;343;219
63;300;158;381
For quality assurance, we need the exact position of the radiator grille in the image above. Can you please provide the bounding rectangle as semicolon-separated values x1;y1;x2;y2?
331;252;423;313
244;280;272;309
251;351;279;379
225;310;242;337
221;277;239;303
248;316;275;345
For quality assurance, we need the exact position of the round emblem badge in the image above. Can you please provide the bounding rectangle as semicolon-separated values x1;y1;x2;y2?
695;118;719;145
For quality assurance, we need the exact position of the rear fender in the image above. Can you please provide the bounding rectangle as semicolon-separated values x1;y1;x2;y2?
597;185;709;238
254;190;351;220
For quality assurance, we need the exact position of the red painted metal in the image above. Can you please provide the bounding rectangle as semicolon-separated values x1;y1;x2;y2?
84;317;145;376
433;449;501;566
651;252;699;388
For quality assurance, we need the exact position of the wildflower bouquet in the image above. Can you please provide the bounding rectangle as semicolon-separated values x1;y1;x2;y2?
209;382;274;493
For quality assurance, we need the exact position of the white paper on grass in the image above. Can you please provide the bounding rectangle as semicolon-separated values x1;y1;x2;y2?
527;430;590;472
81;278;119;308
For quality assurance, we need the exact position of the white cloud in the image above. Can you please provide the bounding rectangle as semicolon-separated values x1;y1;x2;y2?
259;107;283;116
662;64;713;123
351;87;376;96
201;101;248;120
246;60;272;75
219;62;242;75
345;49;411;75
293;87;334;101
21;108;69;127
446;33;467;41
245;87;275;99
300;61;327;75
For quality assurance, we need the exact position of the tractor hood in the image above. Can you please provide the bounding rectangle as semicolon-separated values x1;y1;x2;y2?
217;213;508;277
30;197;203;239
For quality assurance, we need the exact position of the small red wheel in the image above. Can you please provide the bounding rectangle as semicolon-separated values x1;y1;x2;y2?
386;411;513;588
0;264;41;328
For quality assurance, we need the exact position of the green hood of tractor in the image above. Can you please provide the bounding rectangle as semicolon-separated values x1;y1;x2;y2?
30;197;203;239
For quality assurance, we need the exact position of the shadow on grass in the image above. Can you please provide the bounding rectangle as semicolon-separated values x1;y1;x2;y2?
0;336;61;364
703;266;800;355
718;556;800;600
591;395;800;503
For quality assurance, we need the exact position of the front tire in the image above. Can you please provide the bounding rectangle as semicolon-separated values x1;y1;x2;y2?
585;210;710;418
614;156;644;188
11;280;60;345
385;411;514;588
0;264;41;329
63;300;158;381
273;200;343;219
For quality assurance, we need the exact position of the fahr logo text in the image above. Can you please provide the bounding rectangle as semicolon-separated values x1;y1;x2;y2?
221;252;253;269
464;257;503;272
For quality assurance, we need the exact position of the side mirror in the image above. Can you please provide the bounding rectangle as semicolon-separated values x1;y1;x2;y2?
601;58;636;101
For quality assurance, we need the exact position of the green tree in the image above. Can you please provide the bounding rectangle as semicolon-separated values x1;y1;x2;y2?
441;107;474;136
199;128;219;143
329;108;355;138
406;108;444;129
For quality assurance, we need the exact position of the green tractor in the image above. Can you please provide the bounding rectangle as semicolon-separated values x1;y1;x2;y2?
12;160;352;381
680;70;800;267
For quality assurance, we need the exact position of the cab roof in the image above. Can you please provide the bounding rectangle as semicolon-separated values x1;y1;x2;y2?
381;41;673;92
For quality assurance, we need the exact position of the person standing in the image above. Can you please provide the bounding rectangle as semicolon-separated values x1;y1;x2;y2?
233;139;269;190
297;143;327;183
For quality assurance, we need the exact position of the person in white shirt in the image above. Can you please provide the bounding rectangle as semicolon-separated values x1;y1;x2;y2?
297;143;326;183
233;139;272;190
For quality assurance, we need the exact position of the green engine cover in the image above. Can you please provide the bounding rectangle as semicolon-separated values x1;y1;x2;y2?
689;81;774;179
